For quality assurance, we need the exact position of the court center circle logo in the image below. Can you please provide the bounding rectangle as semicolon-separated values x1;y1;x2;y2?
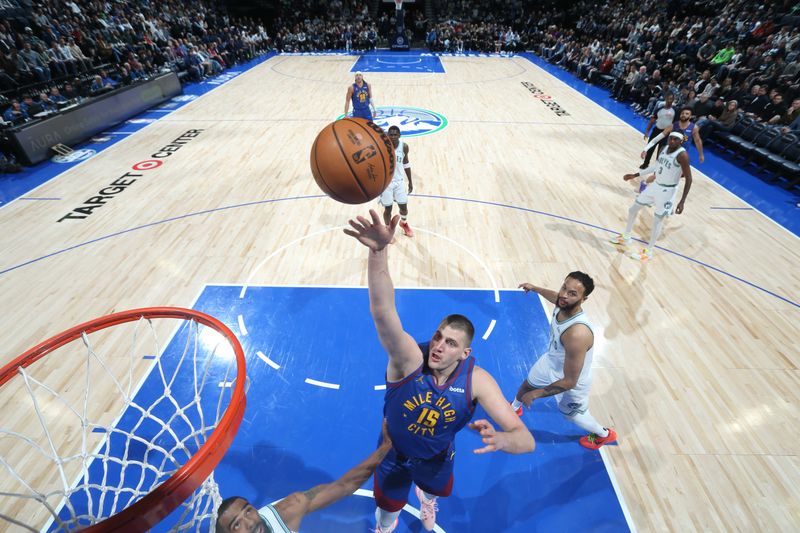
340;106;448;137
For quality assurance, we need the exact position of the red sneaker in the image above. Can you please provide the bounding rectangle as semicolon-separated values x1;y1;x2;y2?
399;220;414;237
510;402;522;417
580;428;617;450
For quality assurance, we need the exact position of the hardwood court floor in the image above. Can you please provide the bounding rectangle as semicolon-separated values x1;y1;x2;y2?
1;54;798;531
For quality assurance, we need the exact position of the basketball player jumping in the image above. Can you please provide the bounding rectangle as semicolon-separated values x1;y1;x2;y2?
381;126;414;237
344;71;376;121
344;210;534;533
510;273;617;450
611;131;693;261
216;422;393;533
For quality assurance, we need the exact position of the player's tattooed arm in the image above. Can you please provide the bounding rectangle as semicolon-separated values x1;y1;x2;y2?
521;383;567;405
302;486;323;503
275;421;392;530
537;384;568;398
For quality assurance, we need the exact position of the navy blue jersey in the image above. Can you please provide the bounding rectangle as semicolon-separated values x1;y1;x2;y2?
384;342;476;460
351;82;371;113
672;120;695;147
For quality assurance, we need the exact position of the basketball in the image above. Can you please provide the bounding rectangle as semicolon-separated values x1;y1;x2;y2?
310;118;395;204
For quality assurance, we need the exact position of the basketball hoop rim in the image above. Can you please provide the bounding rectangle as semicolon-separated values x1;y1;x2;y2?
0;307;247;532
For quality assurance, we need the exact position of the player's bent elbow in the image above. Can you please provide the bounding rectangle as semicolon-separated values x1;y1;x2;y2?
520;431;536;453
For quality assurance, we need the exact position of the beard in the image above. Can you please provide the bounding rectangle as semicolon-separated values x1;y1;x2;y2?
559;300;580;313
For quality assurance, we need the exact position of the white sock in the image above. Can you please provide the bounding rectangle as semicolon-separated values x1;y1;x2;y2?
624;202;644;235
419;488;437;502
511;398;522;409
401;215;408;222
648;214;666;249
376;507;401;529
566;410;608;437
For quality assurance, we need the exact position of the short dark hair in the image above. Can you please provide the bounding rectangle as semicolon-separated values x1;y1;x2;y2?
215;496;246;532
388;125;400;133
567;271;595;297
439;314;475;346
680;106;693;114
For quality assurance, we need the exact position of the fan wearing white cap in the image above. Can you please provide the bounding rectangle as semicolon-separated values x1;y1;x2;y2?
344;71;376;121
609;132;693;262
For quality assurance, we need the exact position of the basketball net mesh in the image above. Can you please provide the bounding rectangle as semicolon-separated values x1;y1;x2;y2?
0;314;241;532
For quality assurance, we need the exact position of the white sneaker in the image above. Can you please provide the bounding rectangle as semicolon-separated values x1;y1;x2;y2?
373;518;398;533
628;247;654;261
415;486;438;531
609;233;631;246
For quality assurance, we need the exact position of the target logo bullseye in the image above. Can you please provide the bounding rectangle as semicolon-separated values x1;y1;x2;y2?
132;160;163;171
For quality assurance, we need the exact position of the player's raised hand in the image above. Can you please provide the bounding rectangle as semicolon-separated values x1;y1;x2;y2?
343;209;399;251
469;419;507;454
518;282;535;293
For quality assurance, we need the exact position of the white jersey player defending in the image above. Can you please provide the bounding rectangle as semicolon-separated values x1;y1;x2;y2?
380;125;414;238
610;131;693;261
215;422;392;533
510;272;617;450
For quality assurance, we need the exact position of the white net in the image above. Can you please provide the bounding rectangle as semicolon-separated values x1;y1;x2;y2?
0;312;243;532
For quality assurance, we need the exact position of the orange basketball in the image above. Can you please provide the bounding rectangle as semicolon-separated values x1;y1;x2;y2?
310;118;395;204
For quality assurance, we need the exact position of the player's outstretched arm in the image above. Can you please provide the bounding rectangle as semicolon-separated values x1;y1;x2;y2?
518;282;558;305
470;367;535;454
643;129;668;152
520;324;590;407
676;152;693;214
404;145;412;194
693;126;705;163
344;85;353;115
343;210;423;377
274;421;393;531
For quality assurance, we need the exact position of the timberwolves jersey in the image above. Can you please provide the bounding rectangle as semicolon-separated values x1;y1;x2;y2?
384;342;476;459
654;146;685;186
391;140;406;183
541;308;594;392
256;504;295;533
351;82;370;113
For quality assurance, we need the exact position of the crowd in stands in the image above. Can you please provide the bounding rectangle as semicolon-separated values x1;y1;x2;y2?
268;0;383;52
1;0;272;171
530;0;799;128
525;0;799;187
427;0;799;187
